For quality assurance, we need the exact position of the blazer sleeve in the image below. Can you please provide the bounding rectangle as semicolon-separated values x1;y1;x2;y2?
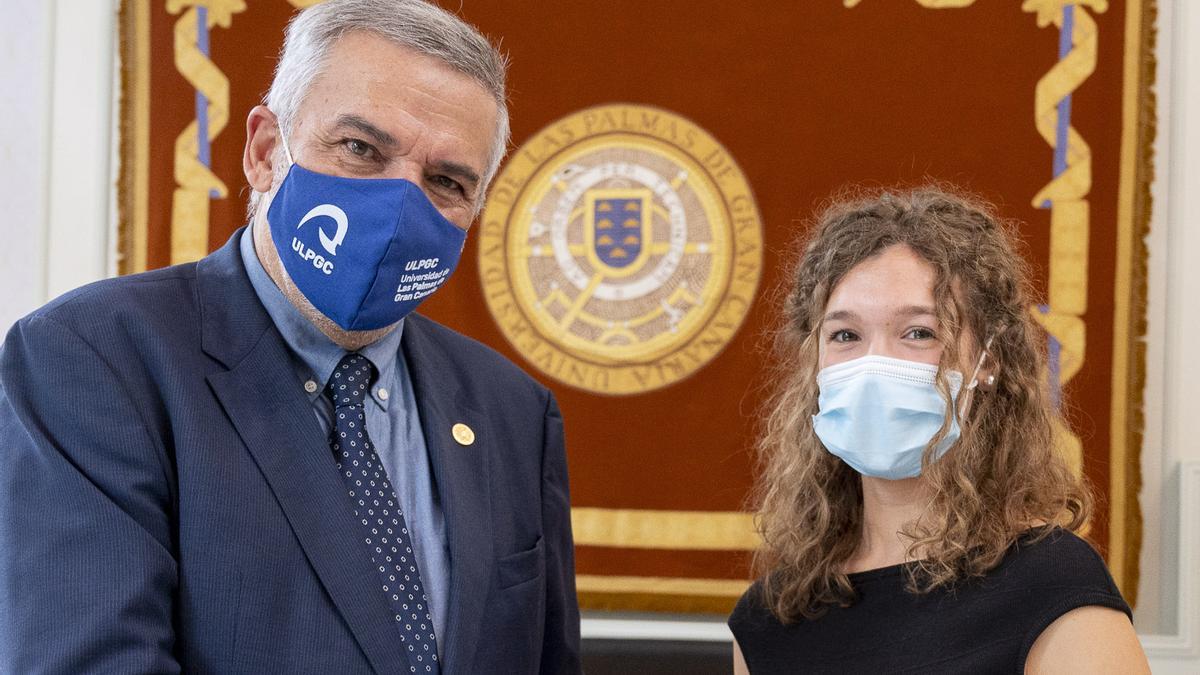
0;314;180;674
538;391;582;674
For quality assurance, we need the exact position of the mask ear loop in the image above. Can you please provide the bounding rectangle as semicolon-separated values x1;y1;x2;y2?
958;334;996;420
277;123;295;168
965;334;995;391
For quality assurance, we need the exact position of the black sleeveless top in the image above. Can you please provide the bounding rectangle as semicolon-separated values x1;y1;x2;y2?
728;529;1131;674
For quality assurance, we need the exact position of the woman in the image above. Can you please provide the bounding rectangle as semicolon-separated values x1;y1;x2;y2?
729;187;1148;673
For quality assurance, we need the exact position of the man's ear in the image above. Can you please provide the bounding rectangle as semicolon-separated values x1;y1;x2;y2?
244;105;282;193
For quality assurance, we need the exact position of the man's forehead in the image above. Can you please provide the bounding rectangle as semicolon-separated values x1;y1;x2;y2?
314;31;488;102
295;43;496;169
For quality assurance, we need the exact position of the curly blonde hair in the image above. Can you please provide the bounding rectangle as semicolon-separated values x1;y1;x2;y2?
752;185;1090;622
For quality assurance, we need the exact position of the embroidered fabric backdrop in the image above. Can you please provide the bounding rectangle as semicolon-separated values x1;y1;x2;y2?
118;0;1155;613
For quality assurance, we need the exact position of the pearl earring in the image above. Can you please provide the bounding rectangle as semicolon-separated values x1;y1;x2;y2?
985;375;996;387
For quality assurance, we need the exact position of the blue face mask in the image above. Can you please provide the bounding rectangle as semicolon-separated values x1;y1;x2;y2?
812;354;982;480
265;135;467;331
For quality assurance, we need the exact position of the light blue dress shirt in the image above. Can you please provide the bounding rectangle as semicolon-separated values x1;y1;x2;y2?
239;229;449;649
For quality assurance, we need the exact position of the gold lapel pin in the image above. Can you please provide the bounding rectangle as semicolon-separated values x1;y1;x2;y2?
451;423;475;446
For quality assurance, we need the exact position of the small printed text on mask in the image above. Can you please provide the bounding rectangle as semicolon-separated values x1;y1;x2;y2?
395;261;450;303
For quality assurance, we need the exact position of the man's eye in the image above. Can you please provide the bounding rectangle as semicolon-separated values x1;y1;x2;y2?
342;138;376;159
430;175;463;193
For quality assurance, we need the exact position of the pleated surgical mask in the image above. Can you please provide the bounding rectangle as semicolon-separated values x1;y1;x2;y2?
812;350;988;480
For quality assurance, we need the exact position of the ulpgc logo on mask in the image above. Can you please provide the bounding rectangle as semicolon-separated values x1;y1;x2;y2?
291;204;349;275
479;104;763;395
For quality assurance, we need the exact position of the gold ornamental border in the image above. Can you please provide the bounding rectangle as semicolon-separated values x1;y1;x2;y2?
117;0;1155;612
572;508;757;614
117;0;150;276
1110;0;1155;608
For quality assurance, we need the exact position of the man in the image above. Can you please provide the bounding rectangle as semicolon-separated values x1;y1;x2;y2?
0;1;580;672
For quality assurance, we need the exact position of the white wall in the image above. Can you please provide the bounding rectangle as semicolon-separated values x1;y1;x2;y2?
1134;0;1200;669
0;0;116;333
0;0;52;332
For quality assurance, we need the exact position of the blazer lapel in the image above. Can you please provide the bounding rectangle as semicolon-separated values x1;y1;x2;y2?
198;232;410;674
403;317;494;672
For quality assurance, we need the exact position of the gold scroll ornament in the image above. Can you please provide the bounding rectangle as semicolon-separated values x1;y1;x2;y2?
166;0;244;264
1024;0;1107;479
167;0;320;265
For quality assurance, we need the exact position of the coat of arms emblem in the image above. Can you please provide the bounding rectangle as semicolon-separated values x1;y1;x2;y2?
479;104;763;394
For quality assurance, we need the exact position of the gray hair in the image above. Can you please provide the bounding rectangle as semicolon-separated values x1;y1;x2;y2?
248;0;510;218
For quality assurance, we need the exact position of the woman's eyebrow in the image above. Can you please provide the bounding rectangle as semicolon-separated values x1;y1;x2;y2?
823;309;858;323
893;305;937;320
823;305;936;323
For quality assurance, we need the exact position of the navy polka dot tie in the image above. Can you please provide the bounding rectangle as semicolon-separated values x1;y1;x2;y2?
329;353;440;674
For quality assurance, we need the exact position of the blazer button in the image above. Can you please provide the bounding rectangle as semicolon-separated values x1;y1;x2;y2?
452;423;475;446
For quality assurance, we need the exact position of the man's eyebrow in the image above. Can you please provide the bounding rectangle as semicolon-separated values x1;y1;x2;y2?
331;114;398;147
433;160;481;193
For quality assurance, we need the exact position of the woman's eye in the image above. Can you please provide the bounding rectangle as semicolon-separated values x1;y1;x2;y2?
905;327;936;340
829;329;858;343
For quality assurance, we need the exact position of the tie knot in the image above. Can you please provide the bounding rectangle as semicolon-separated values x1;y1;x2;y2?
328;353;376;408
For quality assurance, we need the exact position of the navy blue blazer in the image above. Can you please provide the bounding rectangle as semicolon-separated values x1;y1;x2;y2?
0;231;581;674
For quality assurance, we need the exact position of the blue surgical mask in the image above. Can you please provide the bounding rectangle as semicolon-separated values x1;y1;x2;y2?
812;353;984;480
265;133;467;331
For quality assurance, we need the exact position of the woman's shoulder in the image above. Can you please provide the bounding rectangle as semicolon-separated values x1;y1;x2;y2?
996;527;1124;595
728;576;811;640
985;527;1132;644
729;578;771;629
993;528;1137;668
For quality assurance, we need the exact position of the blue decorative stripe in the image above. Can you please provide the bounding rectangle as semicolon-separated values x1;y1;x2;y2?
195;7;218;197
1039;6;1074;407
1052;4;1074;179
1039;304;1062;409
1039;4;1075;210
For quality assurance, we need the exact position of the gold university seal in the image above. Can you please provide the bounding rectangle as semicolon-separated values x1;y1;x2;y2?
479;104;763;395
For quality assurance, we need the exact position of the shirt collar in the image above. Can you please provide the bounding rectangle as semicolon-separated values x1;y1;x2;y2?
239;227;404;410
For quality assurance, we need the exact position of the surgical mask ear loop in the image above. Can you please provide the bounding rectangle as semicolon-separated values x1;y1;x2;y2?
958;334;996;418
965;335;995;391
